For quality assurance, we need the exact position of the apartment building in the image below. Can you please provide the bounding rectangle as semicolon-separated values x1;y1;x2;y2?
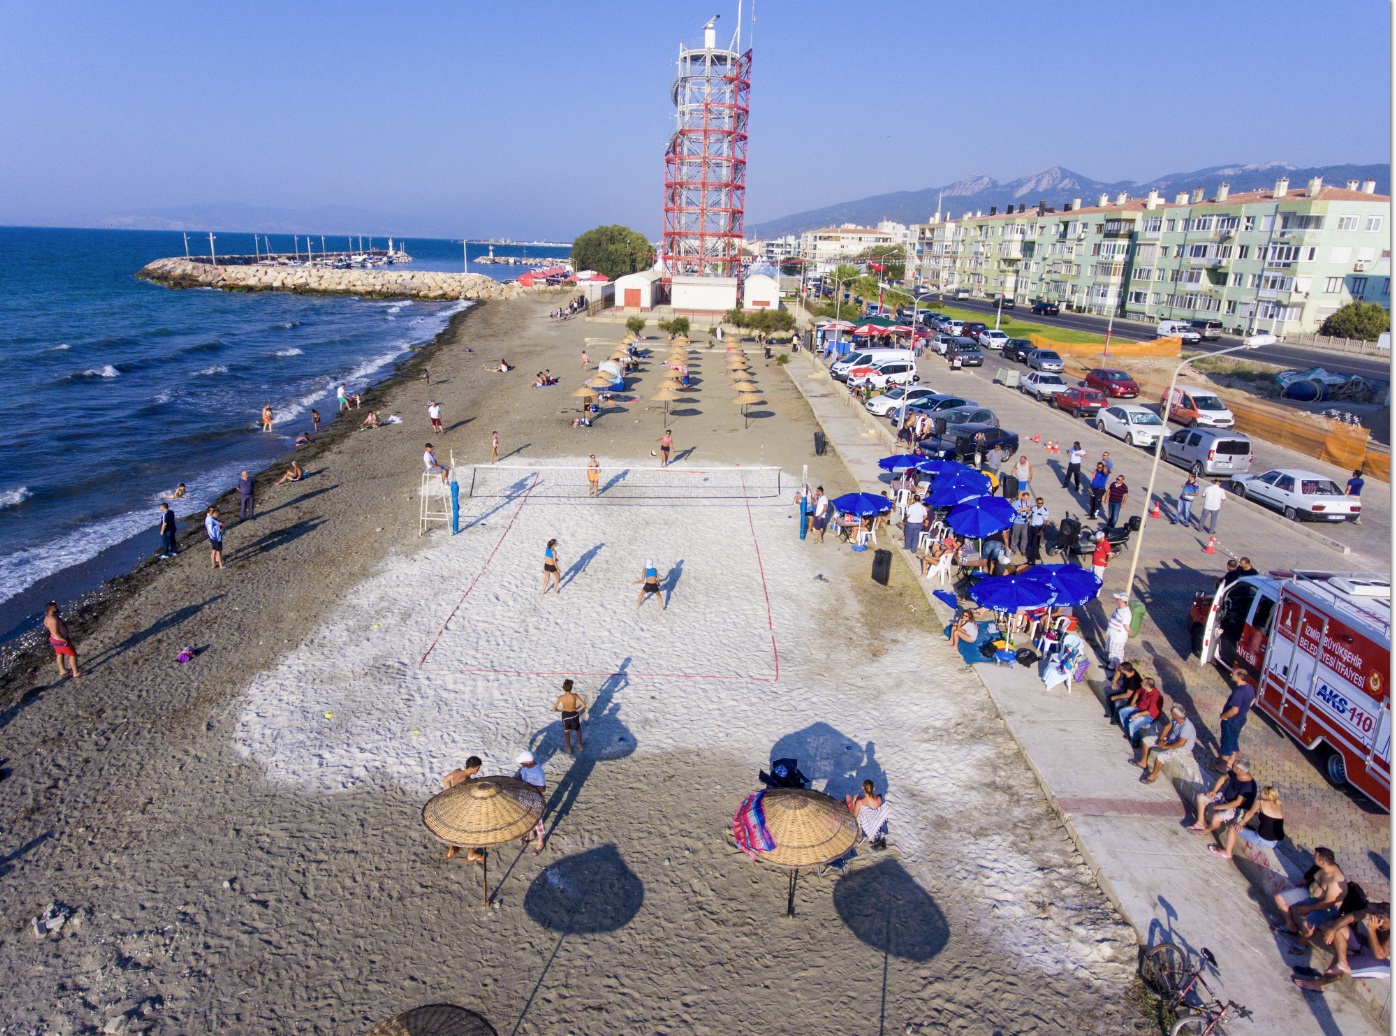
798;223;898;263
910;177;1391;335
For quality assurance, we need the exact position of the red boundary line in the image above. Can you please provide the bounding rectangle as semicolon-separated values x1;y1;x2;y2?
418;472;542;667
422;471;781;683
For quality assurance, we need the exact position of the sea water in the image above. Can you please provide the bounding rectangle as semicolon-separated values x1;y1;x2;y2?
0;226;566;636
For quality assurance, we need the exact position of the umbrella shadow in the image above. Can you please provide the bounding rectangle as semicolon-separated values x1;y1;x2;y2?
833;858;949;962
767;723;886;804
662;559;684;607
523;844;643;934
559;542;604;590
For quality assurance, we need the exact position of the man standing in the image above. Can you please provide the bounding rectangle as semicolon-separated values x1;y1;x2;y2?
428;400;443;432
1346;468;1365;524
1175;474;1200;526
43;601;80;679
1010;491;1032;555
204;506;225;569
901;493;928;551
1222;556;1256;587
1063;441;1086;491
1091;531;1114;582
1214;669;1259;772
1012;455;1033;496
1101;451;1114;474
1026;497;1049;564
1105;591;1131;670
1106;474;1130;529
236;470;255;521
552;679;588;755
158;502;178;559
1200;480;1227;535
812;487;830;544
515;751;547;854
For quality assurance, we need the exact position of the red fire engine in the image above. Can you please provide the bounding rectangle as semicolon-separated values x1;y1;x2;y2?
1190;571;1391;811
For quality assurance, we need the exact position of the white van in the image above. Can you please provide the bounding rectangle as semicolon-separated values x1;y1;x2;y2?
1157;320;1202;344
842;349;916;384
831;348;911;382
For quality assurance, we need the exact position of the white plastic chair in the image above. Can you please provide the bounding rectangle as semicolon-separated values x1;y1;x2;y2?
894;488;910;517
928;553;953;585
916;530;933;553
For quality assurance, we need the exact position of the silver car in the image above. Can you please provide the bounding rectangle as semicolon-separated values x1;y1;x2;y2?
1026;349;1064;372
1161;429;1254;476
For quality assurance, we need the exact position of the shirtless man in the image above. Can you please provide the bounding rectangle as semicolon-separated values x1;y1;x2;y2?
1274;846;1348;938
580;349;589;369
274;461;304;485
44;602;80;679
441;756;485;861
552;679;587;754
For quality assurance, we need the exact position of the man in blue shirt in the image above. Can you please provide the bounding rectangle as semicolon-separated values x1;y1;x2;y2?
1347;469;1365;525
1027;498;1049;564
1213;669;1258;772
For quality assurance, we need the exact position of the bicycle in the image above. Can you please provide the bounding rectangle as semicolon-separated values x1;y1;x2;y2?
1141;943;1252;1035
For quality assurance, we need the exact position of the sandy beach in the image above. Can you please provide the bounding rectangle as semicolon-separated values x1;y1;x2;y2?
0;296;1151;1034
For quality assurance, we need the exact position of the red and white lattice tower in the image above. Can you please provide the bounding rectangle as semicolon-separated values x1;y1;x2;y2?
661;16;751;279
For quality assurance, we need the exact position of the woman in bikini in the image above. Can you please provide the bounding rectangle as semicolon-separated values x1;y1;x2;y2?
634;559;665;610
657;429;672;467
541;539;562;595
586;455;601;496
261;403;274;432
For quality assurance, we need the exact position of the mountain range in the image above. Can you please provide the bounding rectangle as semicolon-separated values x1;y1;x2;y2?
745;162;1391;240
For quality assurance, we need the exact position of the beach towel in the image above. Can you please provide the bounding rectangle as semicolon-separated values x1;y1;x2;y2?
733;791;776;861
856;801;890;842
932;590;959;611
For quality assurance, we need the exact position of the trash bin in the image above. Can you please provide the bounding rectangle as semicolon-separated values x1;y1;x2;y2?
814;431;827;456
764;345;772;359
871;548;892;586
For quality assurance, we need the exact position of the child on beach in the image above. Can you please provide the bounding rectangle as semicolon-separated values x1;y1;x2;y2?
360;411;379;430
43;602;80;679
491;432;499;464
204;506;225;569
311;409;321;432
441;757;485;862
541;539;562;595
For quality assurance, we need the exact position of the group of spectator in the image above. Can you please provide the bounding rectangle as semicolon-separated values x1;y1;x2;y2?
550;295;587;320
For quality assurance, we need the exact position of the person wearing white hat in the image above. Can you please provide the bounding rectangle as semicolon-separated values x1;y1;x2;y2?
1105;592;1132;670
634;559;665;611
515;751;547;854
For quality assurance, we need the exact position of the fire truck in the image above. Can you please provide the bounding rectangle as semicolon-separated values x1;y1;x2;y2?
1190;571;1391;811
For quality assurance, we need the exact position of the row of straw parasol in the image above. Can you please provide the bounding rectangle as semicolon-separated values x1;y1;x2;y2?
725;348;764;428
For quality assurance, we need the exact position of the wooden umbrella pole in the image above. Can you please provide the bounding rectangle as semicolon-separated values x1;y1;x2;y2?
787;869;797;917
482;852;489;908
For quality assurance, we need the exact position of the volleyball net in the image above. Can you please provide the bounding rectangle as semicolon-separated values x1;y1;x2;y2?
464;463;784;501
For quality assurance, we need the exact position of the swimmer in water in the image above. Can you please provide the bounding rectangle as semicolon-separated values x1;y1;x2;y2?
261;403;274;432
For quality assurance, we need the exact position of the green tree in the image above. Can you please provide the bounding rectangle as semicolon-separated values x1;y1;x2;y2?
854;245;907;282
1319;301;1390;341
571;225;655;280
625;316;646;336
657;316;690;339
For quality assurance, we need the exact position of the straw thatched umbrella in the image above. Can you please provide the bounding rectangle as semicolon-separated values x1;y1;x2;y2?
745;789;857;916
650;386;680;421
587;375;614;390
365;1004;497;1036
422;777;544;907
730;380;759;393
571;385;596;398
731;390;765;429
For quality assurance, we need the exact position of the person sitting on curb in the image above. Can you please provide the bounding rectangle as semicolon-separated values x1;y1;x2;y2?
1295;903;1391;992
1209;785;1284;860
1106;661;1143;721
1133;704;1196;783
1273;847;1348;941
1186;757;1257;837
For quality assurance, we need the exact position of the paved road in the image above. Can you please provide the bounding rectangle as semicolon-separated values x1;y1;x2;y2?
943;297;1391;379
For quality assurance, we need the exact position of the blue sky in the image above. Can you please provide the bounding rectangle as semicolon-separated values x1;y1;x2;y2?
0;0;1388;239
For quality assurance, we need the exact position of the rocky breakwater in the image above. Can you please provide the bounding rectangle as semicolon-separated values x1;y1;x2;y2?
136;257;535;302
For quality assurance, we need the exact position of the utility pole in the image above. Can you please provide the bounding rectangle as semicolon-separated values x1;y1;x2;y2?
463;240;469;274
294;235;299;260
208;232;217;267
183;232;190;258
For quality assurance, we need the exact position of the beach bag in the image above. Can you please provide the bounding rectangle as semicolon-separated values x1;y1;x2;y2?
1342;882;1370;915
1015;647;1039;668
1128;600;1147;637
979;640;998;659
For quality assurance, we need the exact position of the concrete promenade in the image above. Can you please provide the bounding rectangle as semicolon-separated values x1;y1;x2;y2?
780;347;1387;1036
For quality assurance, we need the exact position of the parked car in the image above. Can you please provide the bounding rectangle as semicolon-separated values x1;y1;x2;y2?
1084;368;1140;398
962;321;989;341
978;329;1010;350
1157;319;1203;344
1189;319;1223;342
945;319;965;336
1229;469;1361;522
1165;384;1235;428
867;384;937;417
918;424;1020;463
1161;428;1254;476
860;361;920;390
1096;404;1164;447
1001;338;1034;363
832;348;911;382
1020;371;1069;401
1053;386;1108;419
1026;349;1065;372
930;333;955;355
903;393;978;422
920;405;998;430
1031;300;1060;315
945;339;984;367
953;287;972;299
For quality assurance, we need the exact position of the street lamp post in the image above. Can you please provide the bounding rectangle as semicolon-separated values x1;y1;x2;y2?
1121;333;1278;598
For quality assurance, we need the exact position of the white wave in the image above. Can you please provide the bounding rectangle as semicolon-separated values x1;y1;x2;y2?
81;365;120;378
0;460;250;608
42;343;70;353
152;390;172;405
274;348;303;357
193;365;229;376
0;487;32;509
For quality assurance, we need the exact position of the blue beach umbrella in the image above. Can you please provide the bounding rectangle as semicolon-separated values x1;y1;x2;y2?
926;472;992;508
831;492;893;517
914;457;970;478
1020;564;1103;607
968;574;1058;613
877;455;924;472
946;495;1017;538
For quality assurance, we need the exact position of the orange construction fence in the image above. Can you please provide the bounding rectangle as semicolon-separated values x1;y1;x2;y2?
1028;334;1183;360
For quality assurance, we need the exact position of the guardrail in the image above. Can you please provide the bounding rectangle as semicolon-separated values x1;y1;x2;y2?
1281;332;1391;356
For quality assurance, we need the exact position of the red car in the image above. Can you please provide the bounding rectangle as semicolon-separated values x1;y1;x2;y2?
1084;368;1140;398
1053;386;1108;418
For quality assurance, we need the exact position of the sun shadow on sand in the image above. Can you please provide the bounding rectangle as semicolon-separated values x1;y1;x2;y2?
663;559;684;607
559;543;604;590
833;859;949;962
226;516;326;561
767;723;887;804
523;844;644;934
83;594;226;671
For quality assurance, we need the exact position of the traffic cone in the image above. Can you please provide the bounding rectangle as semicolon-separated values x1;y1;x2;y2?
1053;440;1061;454
1202;536;1217;554
1150;498;1162;518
